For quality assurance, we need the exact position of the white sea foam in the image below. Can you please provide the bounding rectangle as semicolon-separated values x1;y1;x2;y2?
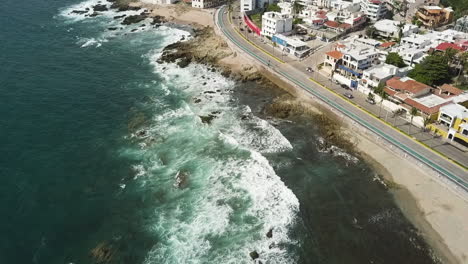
62;2;301;261
134;50;300;263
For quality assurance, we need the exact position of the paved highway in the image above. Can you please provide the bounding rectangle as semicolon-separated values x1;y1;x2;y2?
215;6;468;191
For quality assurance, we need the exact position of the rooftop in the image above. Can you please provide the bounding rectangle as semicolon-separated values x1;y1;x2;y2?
364;64;398;79
404;95;449;115
439;84;464;96
380;41;396;48
386;77;431;94
324;20;340;28
440;103;468;118
435;42;466;52
326;50;344;59
374;19;400;33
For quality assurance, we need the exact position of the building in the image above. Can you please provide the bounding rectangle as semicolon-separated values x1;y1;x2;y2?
429;103;468;146
333;43;382;88
405;0;440;21
435;84;464;98
278;1;293;15
151;0;178;4
261;12;293;37
192;0;225;8
324;50;344;74
373;19;419;39
359;63;399;91
390;44;427;66
384;76;431;102
241;0;255;11
360;0;387;21
454;16;468;33
434;42;466;53
272;34;312;58
415;6;453;28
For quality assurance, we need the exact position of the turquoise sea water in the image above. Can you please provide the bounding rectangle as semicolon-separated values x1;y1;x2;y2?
0;0;441;263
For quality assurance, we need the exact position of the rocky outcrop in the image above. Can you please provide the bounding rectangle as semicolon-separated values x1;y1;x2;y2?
90;242;115;263
93;4;108;12
266;228;273;238
249;251;259;260
157;27;232;69
121;14;148;25
174;171;189;189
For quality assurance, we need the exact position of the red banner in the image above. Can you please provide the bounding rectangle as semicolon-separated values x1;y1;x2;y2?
243;15;261;36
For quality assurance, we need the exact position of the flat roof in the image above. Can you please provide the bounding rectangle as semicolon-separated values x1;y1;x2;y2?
413;94;447;108
440;103;468;118
364;64;398;79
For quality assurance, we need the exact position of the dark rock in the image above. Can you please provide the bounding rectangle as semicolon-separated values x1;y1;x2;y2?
131;29;138;32
202;82;207;85
194;98;202;103
211;111;221;115
174;171;189;189
88;12;99;17
93;4;108;12
203;91;216;94
108;27;118;31
266;228;273;238
121;14;148;25
211;68;216;72
177;58;191;68
140;24;146;27
136;130;147;138
71;10;88;15
249;251;259;260
150;15;166;25
113;14;126;19
199;115;217;124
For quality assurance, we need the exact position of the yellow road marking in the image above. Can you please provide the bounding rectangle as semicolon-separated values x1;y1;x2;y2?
309;77;467;170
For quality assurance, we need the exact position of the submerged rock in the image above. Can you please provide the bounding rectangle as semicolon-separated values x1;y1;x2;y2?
174;171;189;189
150;15;166;25
266;228;273;238
249;251;259;260
90;242;115;263
108;27;118;31
113;14;126;19
70;10;88;15
177;57;191;68
199;114;217;124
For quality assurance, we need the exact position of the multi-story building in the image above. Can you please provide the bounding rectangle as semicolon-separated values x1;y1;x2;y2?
261;12;293;37
240;0;273;11
454;16;468;33
400;34;431;49
415;6;453;28
192;0;225;8
430;102;468;146
333;43;382;88
360;0;387;21
405;0;440;21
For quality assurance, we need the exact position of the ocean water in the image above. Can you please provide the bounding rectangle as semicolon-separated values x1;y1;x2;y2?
0;0;440;263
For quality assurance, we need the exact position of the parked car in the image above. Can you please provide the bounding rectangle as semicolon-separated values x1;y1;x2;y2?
344;93;354;99
366;98;376;105
306;67;313;73
340;84;350;90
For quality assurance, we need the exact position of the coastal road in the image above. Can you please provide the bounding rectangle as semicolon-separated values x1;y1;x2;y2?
215;7;468;192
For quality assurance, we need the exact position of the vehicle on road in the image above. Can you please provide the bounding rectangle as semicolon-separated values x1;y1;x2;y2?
344;93;354;99
340;84;351;90
306;67;313;73
366;98;376;105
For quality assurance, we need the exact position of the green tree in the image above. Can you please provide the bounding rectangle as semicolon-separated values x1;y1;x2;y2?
365;26;377;38
266;3;281;12
385;52;406;67
444;48;459;64
408;54;450;86
367;92;375;101
409;107;418;134
292;1;304;17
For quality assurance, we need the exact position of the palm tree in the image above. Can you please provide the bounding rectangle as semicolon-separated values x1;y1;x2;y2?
408;107;418;135
423;117;431;132
378;90;387;118
292;0;303;18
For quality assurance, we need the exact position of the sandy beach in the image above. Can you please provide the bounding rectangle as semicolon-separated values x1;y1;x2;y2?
134;2;468;263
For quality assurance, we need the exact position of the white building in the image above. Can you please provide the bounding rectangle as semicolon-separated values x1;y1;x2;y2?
261;12;293;37
360;0;387;21
400;34;432;49
272;34;312;58
241;0;256;11
358;63;399;91
390;44;427;66
374;19;419;38
192;0;225;8
278;2;293;15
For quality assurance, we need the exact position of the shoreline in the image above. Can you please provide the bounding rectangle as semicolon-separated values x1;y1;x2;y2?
124;1;467;263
